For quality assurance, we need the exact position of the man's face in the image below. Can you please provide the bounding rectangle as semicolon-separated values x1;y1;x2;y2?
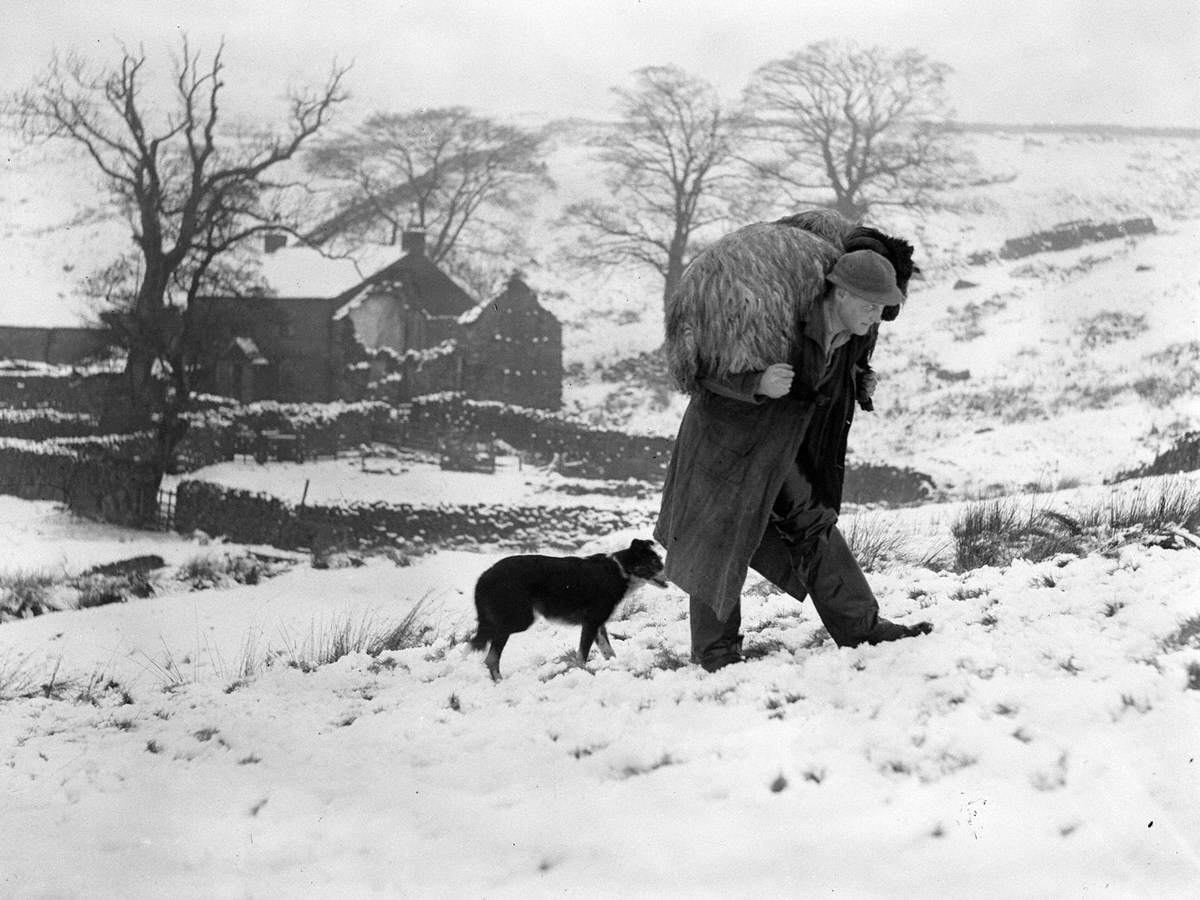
832;288;885;335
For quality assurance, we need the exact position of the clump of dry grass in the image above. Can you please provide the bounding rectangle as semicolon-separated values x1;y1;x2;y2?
843;514;908;572
279;596;436;673
951;478;1200;572
1;653;126;704
1076;477;1200;534
0;570;60;620
177;552;270;590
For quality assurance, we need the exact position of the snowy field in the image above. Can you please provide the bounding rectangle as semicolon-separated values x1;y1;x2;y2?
2;483;1200;897
3;124;1200;897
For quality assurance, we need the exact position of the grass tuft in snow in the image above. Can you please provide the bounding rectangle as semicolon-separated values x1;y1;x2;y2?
0;652;44;700
1;652;125;703
211;632;268;691
367;596;436;654
74;572;156;609
0;569;59;619
281;615;381;672
611;594;650;621
3;568;163;619
631;644;690;678
1161;615;1200;652
1077;477;1200;533
952;479;1200;571
178;552;268;590
844;515;908;572
76;668;130;706
138;639;193;689
280;597;435;672
617;753;675;779
951;498;1051;570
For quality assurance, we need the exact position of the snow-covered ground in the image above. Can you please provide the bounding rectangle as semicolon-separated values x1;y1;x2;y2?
4;127;1200;897
2;485;1199;897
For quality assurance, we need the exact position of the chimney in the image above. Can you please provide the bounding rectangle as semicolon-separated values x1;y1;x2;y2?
263;233;287;254
401;229;426;257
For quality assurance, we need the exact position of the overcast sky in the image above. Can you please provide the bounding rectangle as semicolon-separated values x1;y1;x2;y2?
2;0;1198;129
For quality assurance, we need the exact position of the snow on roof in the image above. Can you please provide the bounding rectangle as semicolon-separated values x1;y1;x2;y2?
457;302;490;325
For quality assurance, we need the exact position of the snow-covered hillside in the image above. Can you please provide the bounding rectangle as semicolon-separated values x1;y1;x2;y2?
536;131;1200;364
2;490;1199;897
0;140;126;326
7;88;1200;900
542;134;1200;499
6;129;1197;497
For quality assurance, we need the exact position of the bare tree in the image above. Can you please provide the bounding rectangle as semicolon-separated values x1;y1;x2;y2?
742;41;964;219
304;107;552;275
560;66;747;313
9;37;348;469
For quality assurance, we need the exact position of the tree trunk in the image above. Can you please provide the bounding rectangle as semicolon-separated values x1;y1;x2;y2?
99;347;159;432
662;236;688;322
100;262;169;433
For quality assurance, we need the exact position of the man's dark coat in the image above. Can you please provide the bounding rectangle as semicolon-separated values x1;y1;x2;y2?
655;221;873;621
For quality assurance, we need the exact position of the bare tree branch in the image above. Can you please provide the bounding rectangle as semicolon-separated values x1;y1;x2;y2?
741;41;971;219
7;35;349;448
303;105;551;283
558;65;746;314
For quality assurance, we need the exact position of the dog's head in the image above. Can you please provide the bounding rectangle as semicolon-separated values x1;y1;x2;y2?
843;226;920;321
621;538;668;587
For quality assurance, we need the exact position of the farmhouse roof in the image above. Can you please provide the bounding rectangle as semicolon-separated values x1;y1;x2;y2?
458;273;544;326
333;232;475;319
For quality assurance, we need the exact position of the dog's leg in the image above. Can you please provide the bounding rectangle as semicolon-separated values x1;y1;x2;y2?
594;625;616;659
578;623;599;664
485;633;509;682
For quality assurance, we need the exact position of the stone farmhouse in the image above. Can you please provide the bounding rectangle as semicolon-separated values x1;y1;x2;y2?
2;230;564;411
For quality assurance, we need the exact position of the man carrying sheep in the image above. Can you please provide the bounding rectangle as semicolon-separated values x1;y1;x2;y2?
655;214;933;671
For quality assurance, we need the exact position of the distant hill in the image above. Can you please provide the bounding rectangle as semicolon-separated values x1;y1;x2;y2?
949;122;1200;139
